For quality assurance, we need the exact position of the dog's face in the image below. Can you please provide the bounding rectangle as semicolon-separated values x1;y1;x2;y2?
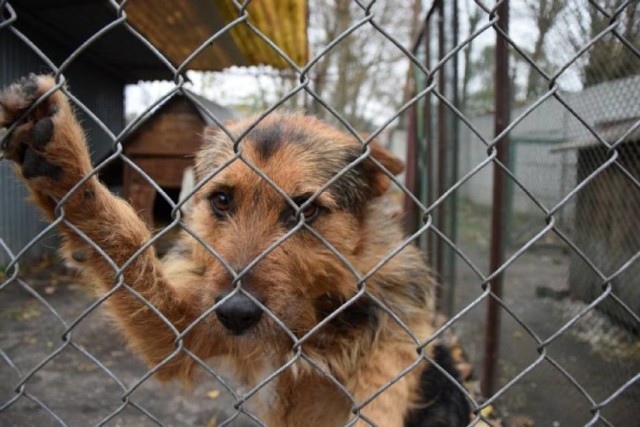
187;114;404;342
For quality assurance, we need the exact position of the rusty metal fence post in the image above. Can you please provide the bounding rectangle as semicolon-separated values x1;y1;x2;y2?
482;0;510;398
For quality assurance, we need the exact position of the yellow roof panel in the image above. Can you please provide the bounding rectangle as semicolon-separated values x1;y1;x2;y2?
123;0;308;71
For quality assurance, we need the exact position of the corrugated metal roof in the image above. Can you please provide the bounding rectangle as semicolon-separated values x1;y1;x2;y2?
12;0;308;83
467;75;640;151
552;75;640;151
123;0;308;71
551;118;640;151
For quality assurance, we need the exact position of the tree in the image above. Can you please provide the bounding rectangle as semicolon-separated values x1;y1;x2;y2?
566;0;640;87
307;0;422;131
460;1;528;112
460;0;484;112
464;45;497;113
524;0;565;98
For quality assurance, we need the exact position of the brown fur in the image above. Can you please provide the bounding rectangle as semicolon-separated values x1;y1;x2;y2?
1;76;443;426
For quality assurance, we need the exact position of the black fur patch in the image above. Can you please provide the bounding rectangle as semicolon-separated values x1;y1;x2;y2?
379;278;428;307
404;345;470;427
249;122;283;160
248;121;312;160
315;294;379;331
278;204;295;228
21;149;62;180
328;151;371;213
31;117;53;149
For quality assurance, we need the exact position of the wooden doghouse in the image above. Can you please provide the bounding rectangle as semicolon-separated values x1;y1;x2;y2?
122;91;238;225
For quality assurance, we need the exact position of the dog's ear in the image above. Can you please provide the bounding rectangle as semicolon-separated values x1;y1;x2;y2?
366;140;405;196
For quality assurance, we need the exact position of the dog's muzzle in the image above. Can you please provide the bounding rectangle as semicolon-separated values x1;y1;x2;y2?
215;293;263;335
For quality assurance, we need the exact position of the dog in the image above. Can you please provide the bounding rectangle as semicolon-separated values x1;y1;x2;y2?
0;75;469;426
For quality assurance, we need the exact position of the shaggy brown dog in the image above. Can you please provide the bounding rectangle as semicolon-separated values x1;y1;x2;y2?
0;75;469;426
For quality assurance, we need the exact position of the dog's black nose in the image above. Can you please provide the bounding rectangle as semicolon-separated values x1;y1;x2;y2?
215;293;263;335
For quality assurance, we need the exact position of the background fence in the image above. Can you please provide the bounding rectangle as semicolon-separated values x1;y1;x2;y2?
1;0;639;426
407;0;640;424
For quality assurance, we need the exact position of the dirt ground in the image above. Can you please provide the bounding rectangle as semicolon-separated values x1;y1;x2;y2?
1;204;638;426
0;262;254;427
449;202;640;426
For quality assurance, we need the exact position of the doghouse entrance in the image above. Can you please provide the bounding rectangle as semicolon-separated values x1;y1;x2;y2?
153;187;181;225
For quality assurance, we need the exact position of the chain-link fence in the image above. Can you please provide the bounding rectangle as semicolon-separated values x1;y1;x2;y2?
409;0;640;425
1;0;639;426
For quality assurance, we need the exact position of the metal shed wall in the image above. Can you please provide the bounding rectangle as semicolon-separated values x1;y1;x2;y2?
0;31;124;265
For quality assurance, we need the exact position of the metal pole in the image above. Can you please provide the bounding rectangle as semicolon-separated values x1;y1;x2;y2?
425;10;434;263
445;0;460;318
435;0;446;312
404;94;418;233
482;0;511;398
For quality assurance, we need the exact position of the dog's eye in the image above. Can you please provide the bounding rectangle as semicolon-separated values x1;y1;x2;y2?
281;195;323;226
210;192;231;216
301;203;319;221
294;197;321;223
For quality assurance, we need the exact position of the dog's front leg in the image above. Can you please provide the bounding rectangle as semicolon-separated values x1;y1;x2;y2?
0;75;218;382
350;343;420;426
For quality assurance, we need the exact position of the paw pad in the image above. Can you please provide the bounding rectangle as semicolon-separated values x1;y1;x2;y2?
21;149;62;181
31;117;54;149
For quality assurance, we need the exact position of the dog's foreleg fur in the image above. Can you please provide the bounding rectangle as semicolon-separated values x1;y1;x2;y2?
3;76;216;382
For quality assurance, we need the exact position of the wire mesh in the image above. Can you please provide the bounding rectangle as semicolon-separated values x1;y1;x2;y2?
0;0;638;426
415;0;640;425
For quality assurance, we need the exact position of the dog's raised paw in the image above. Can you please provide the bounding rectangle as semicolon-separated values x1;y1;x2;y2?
0;74;53;127
0;75;74;182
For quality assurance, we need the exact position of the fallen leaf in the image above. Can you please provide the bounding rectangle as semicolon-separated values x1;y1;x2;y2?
451;346;465;362
76;363;98;372
480;405;494;418
206;389;220;400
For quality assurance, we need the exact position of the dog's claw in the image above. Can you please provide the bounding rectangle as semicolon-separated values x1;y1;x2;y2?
18;74;39;99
